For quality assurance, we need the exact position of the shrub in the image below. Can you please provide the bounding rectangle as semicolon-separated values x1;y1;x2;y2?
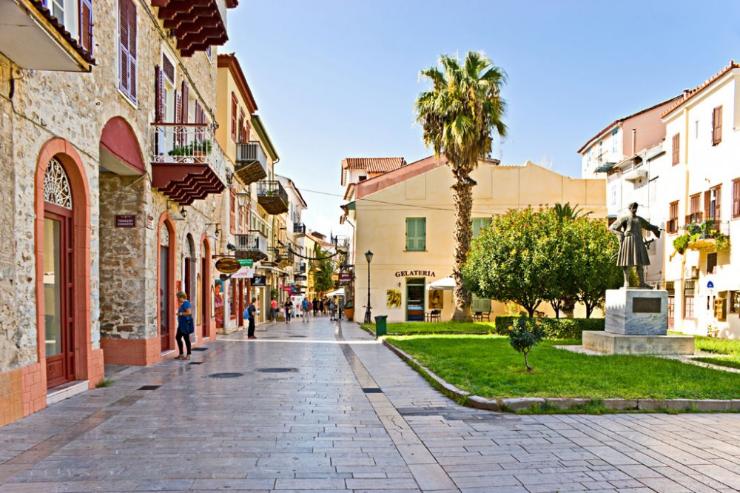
495;316;604;339
509;315;545;371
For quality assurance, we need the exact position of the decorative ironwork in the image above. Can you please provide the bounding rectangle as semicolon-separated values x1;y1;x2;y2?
44;158;73;209
151;123;215;165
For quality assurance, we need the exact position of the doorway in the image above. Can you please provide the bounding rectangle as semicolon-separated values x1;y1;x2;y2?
184;234;197;333
406;278;426;322
159;225;171;351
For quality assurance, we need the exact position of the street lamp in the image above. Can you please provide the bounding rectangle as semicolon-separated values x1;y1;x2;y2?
363;250;373;324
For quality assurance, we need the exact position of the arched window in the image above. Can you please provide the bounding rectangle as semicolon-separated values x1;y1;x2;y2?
44;158;73;209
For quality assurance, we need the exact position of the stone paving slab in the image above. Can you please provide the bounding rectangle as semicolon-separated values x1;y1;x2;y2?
0;318;738;492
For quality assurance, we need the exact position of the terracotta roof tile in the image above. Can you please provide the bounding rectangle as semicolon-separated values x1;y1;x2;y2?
661;60;740;118
341;157;406;173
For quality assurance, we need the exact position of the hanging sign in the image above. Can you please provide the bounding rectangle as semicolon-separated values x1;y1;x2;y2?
215;257;240;274
238;259;254;267
251;275;267;287
231;267;255;279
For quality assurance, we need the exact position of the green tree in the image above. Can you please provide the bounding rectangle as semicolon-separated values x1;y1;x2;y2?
416;51;507;321
542;209;579;318
463;208;551;317
509;315;545;371
310;243;335;294
571;218;622;318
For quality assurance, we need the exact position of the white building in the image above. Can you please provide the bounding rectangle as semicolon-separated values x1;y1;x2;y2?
277;175;309;298
661;61;740;338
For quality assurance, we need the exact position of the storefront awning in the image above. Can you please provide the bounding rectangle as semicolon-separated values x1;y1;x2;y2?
427;277;455;290
326;288;345;297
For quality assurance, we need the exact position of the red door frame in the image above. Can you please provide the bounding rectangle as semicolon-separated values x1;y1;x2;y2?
34;139;92;390
201;236;212;339
157;215;176;352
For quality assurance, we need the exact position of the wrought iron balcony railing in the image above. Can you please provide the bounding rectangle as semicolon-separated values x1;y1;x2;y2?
234;232;269;261
256;180;289;214
152;123;214;164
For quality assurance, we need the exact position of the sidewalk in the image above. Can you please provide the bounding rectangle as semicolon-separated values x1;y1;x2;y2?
0;316;737;492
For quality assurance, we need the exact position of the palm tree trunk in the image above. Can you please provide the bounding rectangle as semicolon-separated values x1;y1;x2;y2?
452;176;473;322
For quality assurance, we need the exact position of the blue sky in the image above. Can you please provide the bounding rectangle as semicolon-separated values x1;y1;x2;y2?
225;0;740;234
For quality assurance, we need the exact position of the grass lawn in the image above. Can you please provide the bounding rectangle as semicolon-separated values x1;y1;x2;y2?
386;335;740;400
361;321;495;336
692;336;740;370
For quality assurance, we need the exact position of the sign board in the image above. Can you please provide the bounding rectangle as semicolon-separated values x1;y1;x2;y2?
215;257;240;274
238;259;254;267
251;275;267;287
394;270;436;278
632;297;662;313
231;267;255;279
115;215;136;228
707;280;715;289
339;273;353;281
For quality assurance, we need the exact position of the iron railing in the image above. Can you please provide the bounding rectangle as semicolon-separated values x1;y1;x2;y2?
151;123;214;164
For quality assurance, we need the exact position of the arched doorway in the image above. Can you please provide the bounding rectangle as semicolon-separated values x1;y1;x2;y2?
42;159;76;387
184;234;197;334
158;219;175;351
201;237;211;339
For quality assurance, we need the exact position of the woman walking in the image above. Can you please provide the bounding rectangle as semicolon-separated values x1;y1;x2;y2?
175;292;194;360
284;299;293;324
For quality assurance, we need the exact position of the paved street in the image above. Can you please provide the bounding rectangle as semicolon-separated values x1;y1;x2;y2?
0;317;739;493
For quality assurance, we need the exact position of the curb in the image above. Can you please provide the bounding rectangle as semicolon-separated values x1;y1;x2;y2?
382;339;740;414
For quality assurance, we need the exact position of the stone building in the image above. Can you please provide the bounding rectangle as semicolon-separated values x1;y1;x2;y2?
0;0;238;426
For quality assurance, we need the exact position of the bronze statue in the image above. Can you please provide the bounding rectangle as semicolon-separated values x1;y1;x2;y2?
609;202;661;288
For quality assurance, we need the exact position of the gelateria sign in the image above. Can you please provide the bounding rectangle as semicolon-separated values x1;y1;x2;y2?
394;270;436;278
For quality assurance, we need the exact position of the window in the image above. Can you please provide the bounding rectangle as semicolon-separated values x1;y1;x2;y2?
230;191;236;234
733;179;740;218
666;281;675;328
712;106;722;145
405;218;426;251
611;128;618;153
238;110;245;143
230;93;238;141
707;252;717;274
118;0;137;102
667;201;679;233
687;193;702;224
731;291;740;314
472;217;492;238
671;133;680;165
705;185;721;222
683;280;695;320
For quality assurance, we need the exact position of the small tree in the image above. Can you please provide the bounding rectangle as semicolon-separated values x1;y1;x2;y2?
509;315;544;371
310;244;335;294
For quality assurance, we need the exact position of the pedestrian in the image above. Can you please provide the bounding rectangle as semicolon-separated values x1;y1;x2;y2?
329;298;336;321
301;297;311;323
175;292;194;360
319;298;324;316
338;297;344;321
284;299;293;324
246;297;257;339
312;297;319;316
270;298;278;322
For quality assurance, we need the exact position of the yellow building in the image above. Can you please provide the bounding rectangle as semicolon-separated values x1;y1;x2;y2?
344;157;607;322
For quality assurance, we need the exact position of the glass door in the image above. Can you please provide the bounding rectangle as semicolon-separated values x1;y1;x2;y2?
406;278;426;322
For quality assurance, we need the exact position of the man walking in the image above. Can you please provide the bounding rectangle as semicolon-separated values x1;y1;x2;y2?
270;298;278;322
302;297;311;323
246;297;257;339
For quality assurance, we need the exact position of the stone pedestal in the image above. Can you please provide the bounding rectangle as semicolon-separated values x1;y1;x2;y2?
582;288;694;355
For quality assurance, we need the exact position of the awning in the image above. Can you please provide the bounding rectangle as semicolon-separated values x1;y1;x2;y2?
427;277;455;290
594;162;616;173
326;288;345;297
231;267;255;279
256;265;288;275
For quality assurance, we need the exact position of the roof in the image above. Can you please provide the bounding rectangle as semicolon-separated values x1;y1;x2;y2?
662;60;740;118
251;115;279;162
341;157;406;173
577;95;682;154
355;155;447;199
217;54;258;114
277;175;308;208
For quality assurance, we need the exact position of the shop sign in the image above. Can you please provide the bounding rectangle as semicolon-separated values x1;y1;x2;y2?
115;214;136;228
252;275;267;287
238;259;254;267
339;273;353;281
215;257;240;274
231;267;255;279
394;270;436;278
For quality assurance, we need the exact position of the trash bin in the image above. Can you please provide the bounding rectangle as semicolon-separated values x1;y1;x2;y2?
374;315;388;338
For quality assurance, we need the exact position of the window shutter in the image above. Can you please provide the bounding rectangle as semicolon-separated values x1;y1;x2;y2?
119;0;128;94
80;0;93;54
712;106;722;145
128;0;136;100
174;90;181;124
716;185;721;220
154;66;164;122
418;218;426;250
180;81;189;123
734;179;740;218
672;134;679;165
245;120;251;142
230;94;237;140
704;191;710;220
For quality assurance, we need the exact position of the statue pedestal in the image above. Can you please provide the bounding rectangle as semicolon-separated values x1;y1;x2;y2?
583;288;694;355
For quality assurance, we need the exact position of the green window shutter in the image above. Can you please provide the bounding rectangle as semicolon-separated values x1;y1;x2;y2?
406;218;426;251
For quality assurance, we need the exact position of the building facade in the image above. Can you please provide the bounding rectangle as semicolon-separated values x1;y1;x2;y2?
344;157;607;323
661;62;740;338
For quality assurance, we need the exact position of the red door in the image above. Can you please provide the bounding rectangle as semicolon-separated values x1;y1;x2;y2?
201;256;208;338
44;208;75;388
160;244;171;351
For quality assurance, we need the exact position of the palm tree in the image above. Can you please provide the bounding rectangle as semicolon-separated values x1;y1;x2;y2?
416;51;507;321
553;202;591;221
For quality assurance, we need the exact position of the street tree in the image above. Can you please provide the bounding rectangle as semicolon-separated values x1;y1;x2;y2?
310;243;335;294
416;51;507;321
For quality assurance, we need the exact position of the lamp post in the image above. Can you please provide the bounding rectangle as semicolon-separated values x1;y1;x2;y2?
363;250;373;324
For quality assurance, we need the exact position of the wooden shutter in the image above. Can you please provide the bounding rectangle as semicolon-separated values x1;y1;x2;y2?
154;66;164;122
672;134;679;165
406;218;425;251
174;90;181;124
734;179;740;218
715;185;721;221
230;191;236;234
180;81;189;123
230;93;237;141
119;0;128;94
704;191;710;221
128;0;136;100
712;106;722;145
80;0;93;54
245;120;251;142
238;110;245;143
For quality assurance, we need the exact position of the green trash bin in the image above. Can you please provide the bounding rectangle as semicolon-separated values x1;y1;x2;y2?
374;315;388;338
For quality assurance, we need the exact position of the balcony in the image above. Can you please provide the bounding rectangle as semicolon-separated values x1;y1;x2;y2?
1;0;94;71
257;180;289;214
234;232;268;262
674;220;730;255
235;142;268;185
685;212;704;225
293;222;306;235
151;0;236;57
150;123;225;205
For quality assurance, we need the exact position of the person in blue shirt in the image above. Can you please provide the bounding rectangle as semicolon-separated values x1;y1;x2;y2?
176;291;194;360
245;297;257;339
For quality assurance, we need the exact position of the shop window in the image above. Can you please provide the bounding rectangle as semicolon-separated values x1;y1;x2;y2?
472;217;492;239
405;217;426;251
714;297;727;322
